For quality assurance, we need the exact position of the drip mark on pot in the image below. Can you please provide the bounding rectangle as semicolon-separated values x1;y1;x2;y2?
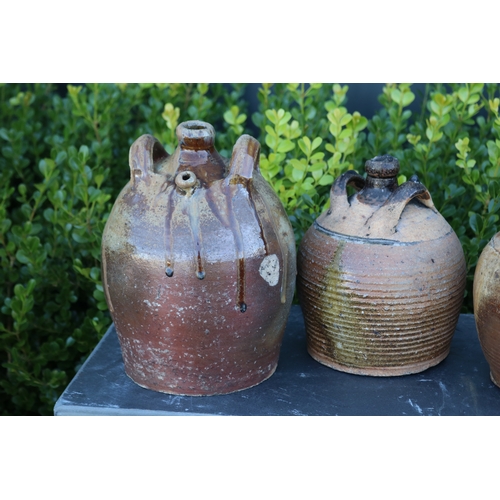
186;191;206;280
238;257;246;312
164;184;176;277
205;183;247;311
197;251;206;280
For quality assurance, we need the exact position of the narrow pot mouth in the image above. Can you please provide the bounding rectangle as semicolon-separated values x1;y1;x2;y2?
176;120;215;150
365;154;400;178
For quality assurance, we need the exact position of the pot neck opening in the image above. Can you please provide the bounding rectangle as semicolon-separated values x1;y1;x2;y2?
356;154;400;205
176;121;216;151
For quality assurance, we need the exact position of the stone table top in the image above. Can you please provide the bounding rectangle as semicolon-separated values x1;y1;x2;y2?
54;306;500;416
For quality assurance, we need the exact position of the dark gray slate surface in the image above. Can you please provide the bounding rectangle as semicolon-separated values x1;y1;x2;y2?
54;306;500;416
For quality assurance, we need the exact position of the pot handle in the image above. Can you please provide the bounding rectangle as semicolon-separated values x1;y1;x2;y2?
129;134;169;186
226;134;260;184
329;170;365;213
364;177;437;238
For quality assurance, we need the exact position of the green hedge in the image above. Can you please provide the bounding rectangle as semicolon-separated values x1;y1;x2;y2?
1;83;499;415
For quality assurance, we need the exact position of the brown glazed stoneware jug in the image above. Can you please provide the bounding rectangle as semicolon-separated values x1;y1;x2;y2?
473;232;500;388
101;120;296;395
297;155;466;376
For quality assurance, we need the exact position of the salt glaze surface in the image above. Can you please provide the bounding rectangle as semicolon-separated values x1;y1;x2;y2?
473;232;500;387
297;155;466;376
101;121;296;395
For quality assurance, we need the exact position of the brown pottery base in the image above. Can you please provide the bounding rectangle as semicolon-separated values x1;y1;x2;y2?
124;362;278;396
308;347;450;377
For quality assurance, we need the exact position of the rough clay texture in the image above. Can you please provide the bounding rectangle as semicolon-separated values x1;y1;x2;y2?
473;232;500;387
101;122;296;395
297;164;466;376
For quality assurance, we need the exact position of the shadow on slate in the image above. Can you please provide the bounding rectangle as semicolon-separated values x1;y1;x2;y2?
54;306;500;416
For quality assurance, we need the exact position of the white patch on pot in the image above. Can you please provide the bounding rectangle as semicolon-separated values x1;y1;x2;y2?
259;254;280;286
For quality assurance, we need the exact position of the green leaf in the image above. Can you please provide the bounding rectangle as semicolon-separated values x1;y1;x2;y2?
265;109;278;125
353;116;368;132
298;138;310;157
469;213;479;234
306;107;317;121
67;84;82;97
391;89;402;104
90;268;100;281
223;109;235;125
79;145;89;160
339;129;353;140
55;151;67;165
265;134;278;151
457;86;469;103
72;231;91;243
74;184;87;202
265;125;278;138
310;152;325;162
0;128;10;141
93;289;105;301
402;91;415;107
289;159;307;172
466;94;480;105
277;139;295;153
15;250;31;264
13;284;25;298
311;137;322;151
309;161;325;171
1;218;12;234
340;113;352;127
278;110;292;126
329;123;341;137
318;174;334;186
39;158;55;179
470;83;484;94
235;114;246;125
291;168;304;182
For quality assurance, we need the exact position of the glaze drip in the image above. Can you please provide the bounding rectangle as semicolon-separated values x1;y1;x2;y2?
238;258;247;313
184;190;206;280
161;163;285;309
163;181;208;280
205;182;247;312
163;184;176;277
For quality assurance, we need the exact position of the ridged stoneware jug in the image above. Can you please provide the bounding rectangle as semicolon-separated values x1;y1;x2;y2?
473;232;500;388
297;155;466;376
101;120;296;395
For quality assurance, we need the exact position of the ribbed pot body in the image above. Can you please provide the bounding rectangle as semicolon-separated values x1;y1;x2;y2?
102;126;296;395
297;223;466;376
473;233;500;387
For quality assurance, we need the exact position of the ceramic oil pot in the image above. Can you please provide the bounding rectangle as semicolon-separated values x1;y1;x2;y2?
473;232;500;387
101;121;296;395
297;155;466;376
